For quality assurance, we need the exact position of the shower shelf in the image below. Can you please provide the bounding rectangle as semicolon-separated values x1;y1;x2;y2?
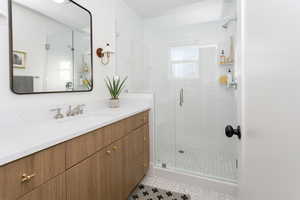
219;62;234;65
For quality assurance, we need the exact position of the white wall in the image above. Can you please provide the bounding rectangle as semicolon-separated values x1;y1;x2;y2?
240;0;300;199
143;0;223;29
0;0;141;111
114;0;145;93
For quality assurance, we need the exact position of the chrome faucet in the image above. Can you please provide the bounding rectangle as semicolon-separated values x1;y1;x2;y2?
50;108;64;119
66;104;85;117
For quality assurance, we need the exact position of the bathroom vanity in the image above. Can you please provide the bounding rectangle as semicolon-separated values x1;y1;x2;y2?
0;110;150;200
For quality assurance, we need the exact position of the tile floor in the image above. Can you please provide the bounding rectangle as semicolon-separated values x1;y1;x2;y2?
157;145;238;181
175;147;238;181
141;175;237;200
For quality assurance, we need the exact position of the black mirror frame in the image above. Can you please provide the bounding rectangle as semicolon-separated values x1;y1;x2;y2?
8;0;94;95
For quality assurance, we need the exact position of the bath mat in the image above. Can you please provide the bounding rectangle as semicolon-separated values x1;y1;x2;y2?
129;184;191;200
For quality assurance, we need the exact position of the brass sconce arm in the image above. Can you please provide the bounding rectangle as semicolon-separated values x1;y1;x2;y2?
96;43;114;65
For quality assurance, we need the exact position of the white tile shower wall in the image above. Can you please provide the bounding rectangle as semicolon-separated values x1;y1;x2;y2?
144;20;238;172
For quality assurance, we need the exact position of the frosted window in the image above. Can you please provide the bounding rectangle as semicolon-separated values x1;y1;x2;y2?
172;63;199;79
170;46;199;61
170;46;199;79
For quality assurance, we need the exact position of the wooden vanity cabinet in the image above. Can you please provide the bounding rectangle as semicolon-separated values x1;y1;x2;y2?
19;174;66;200
124;124;149;197
0;111;150;200
0;144;65;200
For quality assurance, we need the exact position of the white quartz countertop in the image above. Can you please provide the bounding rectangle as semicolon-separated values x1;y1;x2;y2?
0;97;152;166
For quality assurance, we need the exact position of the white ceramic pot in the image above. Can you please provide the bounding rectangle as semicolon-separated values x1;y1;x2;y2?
109;99;120;108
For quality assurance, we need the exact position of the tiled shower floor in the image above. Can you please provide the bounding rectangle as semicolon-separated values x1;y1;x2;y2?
157;146;238;181
141;175;237;200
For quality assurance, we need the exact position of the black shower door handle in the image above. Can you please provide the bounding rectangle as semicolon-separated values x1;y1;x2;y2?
225;125;241;140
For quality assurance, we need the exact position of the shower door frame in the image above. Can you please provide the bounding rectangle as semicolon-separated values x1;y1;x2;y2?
154;43;238;184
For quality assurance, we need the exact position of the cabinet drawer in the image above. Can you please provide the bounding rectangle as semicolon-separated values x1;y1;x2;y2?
19;174;66;200
99;120;127;147
126;111;149;132
93;127;110;151
66;132;96;169
0;144;65;200
111;119;127;142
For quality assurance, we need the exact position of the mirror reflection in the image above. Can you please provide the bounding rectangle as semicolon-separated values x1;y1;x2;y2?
10;0;93;94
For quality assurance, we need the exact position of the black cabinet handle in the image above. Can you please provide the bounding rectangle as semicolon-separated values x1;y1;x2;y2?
225;125;241;140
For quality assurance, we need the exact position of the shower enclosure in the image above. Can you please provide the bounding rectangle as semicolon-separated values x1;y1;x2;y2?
153;44;238;182
44;30;92;92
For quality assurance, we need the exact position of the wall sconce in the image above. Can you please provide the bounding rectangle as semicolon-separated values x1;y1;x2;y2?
96;43;115;65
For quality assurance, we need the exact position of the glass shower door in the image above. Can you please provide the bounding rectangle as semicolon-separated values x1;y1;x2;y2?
173;46;238;182
45;29;73;91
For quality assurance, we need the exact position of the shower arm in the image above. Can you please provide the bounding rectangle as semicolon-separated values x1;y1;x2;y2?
222;17;237;29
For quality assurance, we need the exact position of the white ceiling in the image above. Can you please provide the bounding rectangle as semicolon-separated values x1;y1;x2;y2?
123;0;207;18
13;0;90;31
123;0;233;18
143;0;224;29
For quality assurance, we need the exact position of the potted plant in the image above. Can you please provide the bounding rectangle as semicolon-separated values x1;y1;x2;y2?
105;76;128;108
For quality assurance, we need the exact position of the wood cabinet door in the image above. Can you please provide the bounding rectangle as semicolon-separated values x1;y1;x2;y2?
0;144;65;200
97;141;125;200
97;147;111;200
124;126;146;197
66;154;98;200
143;124;150;174
110;140;125;200
66;132;96;169
19;174;66;200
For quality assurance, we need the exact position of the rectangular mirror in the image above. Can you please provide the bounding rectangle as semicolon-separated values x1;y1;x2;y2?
9;0;93;94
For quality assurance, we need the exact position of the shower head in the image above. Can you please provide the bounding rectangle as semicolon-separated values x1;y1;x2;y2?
222;17;237;29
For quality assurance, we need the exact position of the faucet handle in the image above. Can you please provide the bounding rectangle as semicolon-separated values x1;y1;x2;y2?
50;108;61;112
66;105;73;117
78;104;86;114
50;108;64;119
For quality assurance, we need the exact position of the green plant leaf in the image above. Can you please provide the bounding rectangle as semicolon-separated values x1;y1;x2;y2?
116;76;128;98
105;77;115;98
105;81;114;98
105;76;128;99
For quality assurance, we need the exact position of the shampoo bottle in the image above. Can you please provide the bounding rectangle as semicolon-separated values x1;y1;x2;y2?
220;50;226;64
